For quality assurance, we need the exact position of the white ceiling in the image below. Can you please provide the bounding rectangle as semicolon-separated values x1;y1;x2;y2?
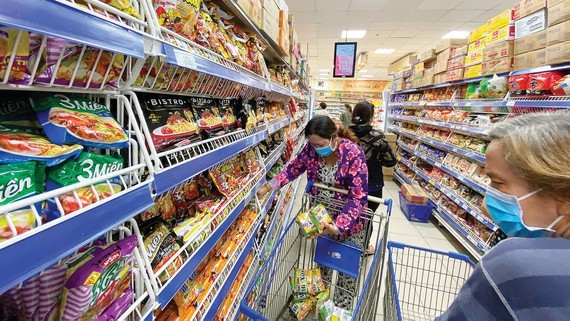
288;0;519;80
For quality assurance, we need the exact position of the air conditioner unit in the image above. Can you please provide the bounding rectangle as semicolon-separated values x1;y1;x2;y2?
355;52;369;72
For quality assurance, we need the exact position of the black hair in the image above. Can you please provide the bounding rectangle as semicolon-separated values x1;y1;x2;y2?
305;115;359;142
352;101;374;125
319;102;327;109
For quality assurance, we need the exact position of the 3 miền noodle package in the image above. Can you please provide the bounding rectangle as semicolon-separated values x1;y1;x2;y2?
30;93;129;149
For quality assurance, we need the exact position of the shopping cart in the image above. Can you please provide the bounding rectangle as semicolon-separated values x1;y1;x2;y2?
239;181;392;320
384;241;476;321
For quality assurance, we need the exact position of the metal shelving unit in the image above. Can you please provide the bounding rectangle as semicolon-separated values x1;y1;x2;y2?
389;64;570;259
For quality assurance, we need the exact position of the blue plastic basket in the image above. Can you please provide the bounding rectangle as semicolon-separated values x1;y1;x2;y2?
398;191;433;223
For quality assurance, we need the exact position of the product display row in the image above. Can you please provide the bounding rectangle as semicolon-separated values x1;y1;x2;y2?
389;63;570;259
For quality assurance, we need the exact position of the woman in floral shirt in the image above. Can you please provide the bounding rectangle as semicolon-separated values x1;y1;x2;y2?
257;115;369;308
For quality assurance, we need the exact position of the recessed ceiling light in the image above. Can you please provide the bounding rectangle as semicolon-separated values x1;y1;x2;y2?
362;75;374;78
341;30;367;39
374;48;395;54
319;69;330;72
442;30;469;39
359;69;368;73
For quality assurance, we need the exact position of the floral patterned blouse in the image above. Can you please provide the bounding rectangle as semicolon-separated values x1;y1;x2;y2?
269;138;369;236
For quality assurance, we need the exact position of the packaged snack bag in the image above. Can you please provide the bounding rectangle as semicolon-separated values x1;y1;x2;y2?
142;221;184;282
36;37;124;89
59;235;137;321
0;162;45;242
308;268;327;295
0;92;41;132
296;211;318;237
46;152;123;215
331;306;353;321
95;288;134;321
508;74;529;95
528;72;565;95
209;157;240;198
154;0;202;41
218;99;238;132
309;204;333;233
96;0;141;18
0;125;83;166
19;274;40;318
479;75;508;99
31;93;129;148
318;299;335;321
35;257;74;321
289;298;313;320
141;192;177;223
0;28;30;84
138;93;201;152
191;97;224;138
289;268;310;294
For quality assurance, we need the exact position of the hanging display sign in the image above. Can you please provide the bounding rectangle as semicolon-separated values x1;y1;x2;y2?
342;80;388;92
333;42;357;78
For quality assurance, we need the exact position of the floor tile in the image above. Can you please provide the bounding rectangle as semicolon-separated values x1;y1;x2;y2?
424;238;461;253
388;218;421;236
413;223;449;240
388;233;430;248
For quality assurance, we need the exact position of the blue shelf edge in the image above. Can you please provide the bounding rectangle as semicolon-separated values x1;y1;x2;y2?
264;144;285;173
267;117;290;134
435;209;486;252
202;220;260;320
0;183;154;294
0;0;145;58
156;178;263;306
154;131;267;195
163;43;267;91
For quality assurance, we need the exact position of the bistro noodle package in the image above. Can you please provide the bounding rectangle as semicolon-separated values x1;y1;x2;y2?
30;93;129;149
218;99;238;132
191;97;224;138
138;93;201;152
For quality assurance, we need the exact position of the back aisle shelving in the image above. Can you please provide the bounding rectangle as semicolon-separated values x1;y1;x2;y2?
388;64;570;261
0;0;311;320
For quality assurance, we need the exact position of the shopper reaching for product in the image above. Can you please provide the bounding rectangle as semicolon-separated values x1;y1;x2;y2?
257;115;369;309
436;111;570;321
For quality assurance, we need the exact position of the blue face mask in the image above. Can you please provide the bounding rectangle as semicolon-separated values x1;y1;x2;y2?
314;138;336;157
485;186;562;238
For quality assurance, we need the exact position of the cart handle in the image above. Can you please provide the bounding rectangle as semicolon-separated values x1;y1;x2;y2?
307;180;390;206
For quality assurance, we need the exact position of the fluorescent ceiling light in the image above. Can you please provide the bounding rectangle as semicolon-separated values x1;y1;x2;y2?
374;48;395;54
362;75;374;78
442;30;469;39
358;69;368;73
319;69;330;72
341;30;367;39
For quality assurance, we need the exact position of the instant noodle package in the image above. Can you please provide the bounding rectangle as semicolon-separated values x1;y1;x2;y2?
191;97;224;138
0;28;30;84
139;93;201;152
30;93;129;149
0;236;138;320
46;152;124;215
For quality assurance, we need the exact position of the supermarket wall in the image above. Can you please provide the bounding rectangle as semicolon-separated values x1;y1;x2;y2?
0;0;312;320
387;0;570;261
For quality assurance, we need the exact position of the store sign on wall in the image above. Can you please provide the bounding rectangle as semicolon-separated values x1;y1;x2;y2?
343;80;388;92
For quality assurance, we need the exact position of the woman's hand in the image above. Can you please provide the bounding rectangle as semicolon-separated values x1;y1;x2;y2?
319;221;340;237
257;183;272;199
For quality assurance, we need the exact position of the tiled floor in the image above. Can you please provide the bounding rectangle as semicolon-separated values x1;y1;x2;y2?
291;177;468;321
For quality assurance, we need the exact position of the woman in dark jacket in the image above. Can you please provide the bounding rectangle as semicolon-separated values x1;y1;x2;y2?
349;101;396;212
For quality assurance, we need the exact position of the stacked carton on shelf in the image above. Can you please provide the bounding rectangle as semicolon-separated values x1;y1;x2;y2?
546;0;570;64
277;0;290;56
482;9;516;75
236;0;263;29
261;0;280;43
460;24;488;79
513;0;549;69
435;39;467;83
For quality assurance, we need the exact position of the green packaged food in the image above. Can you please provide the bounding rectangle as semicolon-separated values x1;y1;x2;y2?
289;298;313;320
0;92;41;132
309;204;333;233
0;161;45;242
308;268;326;295
289;268;309;294
331;306;353;321
46;152;123;215
318;299;335;321
296;211;317;237
30;93;129;149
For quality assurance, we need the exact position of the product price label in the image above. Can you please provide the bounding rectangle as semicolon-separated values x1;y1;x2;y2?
174;49;198;69
506;101;515;107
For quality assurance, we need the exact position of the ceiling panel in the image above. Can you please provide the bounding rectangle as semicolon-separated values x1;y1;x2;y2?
316;11;347;24
369;21;400;31
418;0;463;9
407;9;449;22
348;0;390;11
316;0;351;11
438;9;486;22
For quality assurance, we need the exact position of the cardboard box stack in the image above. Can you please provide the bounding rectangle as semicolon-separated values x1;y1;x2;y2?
434;39;467;83
513;0;549;69
261;0;280;43
546;0;570;64
401;183;429;205
277;0;290;56
236;0;263;29
481;10;516;75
